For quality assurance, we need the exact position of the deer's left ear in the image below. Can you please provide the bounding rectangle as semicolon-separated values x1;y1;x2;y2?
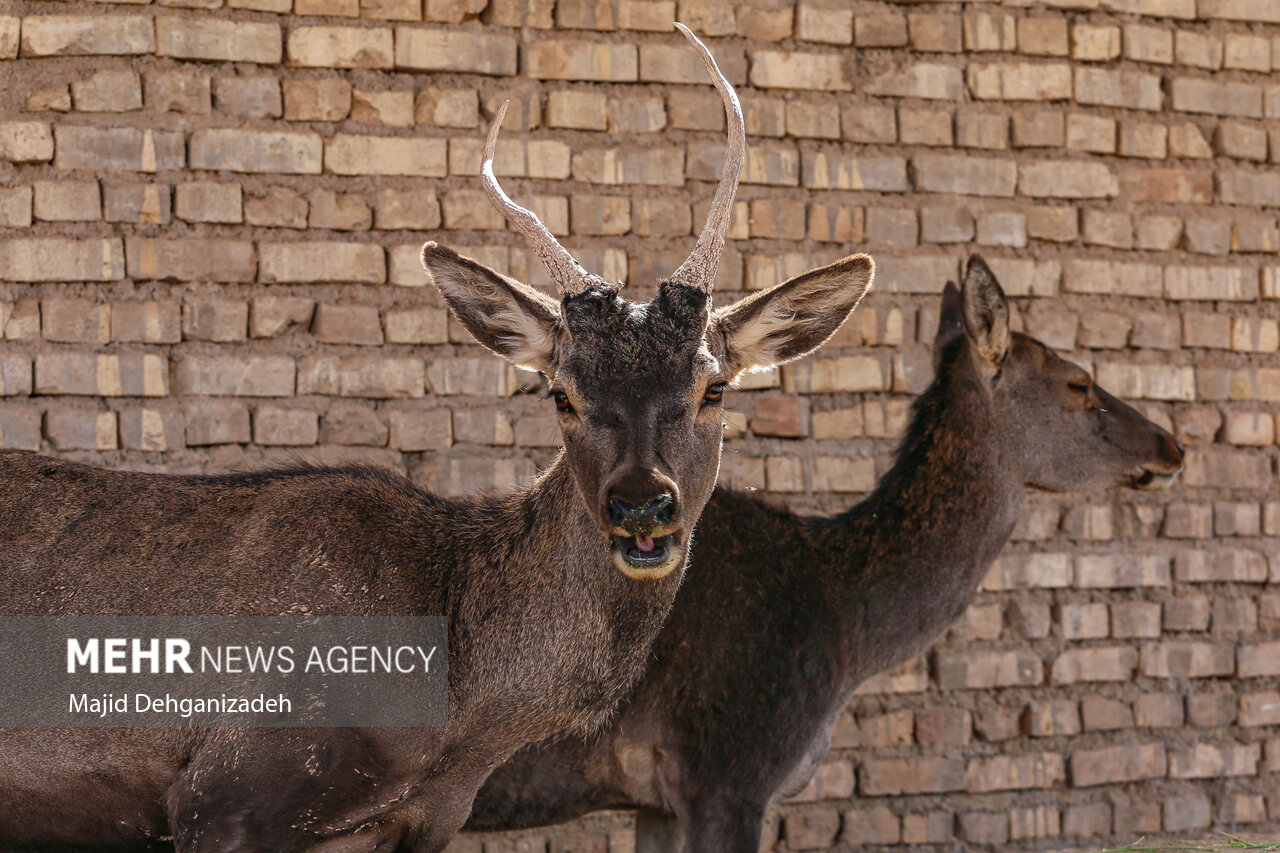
711;253;874;379
421;242;561;373
961;255;1010;370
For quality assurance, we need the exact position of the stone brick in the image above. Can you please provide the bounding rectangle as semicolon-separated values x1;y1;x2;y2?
572;147;683;187
1125;23;1172;64
0;17;16;60
127;238;254;282
259;242;385;284
312;304;383;346
796;3;852;45
1120;168;1212;204
46;409;117;452
1120;121;1167;159
527;39;636;82
966;752;1064;792
1071;743;1166;787
283;79;351;122
32;181;100;222
1053;647;1138;683
1176;31;1224;69
113;301;180;344
1136;693;1184;727
936;650;1041;690
102;183;169;226
1066;113;1116;153
394;28;517;75
286;26;391;69
213;77;281;119
1082;210;1131;249
964;10;1016;52
1063;802;1111;839
968;62;1072;101
54;126;184;173
117;407;182;453
1019;161;1118;198
782;810;839;849
296;358;425;399
960;811;1008;845
1172;78;1262;118
913;154;1015;197
20;15;154;57
177;356;294;397
42;299;109;344
184;400;251;446
0;238;125;282
156;17;281;64
307;189;371;231
864;63;963;100
1074;68;1162;111
855;13;907;47
182;299;247;342
546;91;607;131
174;182;241;224
1018;18;1068;56
956;111;1007;149
1239;641;1280;678
253;407;318;446
144;68;211;115
1143;641;1236;678
860;756;965;796
1199;0;1280;22
72;70;142;112
1082;695;1134;731
190;129;321;175
909;13;961;52
0;187;31;227
413;88;477;129
1165;266;1258;302
38;353;166;398
245;187;308;229
250;297;315;339
1072;23;1120;61
1240;692;1280;727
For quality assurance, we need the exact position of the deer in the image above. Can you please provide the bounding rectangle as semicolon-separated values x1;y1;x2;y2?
0;25;875;853
466;255;1186;852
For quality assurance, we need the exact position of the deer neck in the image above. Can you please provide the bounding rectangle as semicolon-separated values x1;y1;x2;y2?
828;370;1025;683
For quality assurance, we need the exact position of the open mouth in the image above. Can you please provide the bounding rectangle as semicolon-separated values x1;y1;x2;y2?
610;533;679;579
1133;467;1178;491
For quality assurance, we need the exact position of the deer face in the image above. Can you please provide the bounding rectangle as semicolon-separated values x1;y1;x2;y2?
421;26;874;579
937;256;1183;494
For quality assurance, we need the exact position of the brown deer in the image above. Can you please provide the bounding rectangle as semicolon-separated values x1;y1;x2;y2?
466;256;1185;852
0;26;875;853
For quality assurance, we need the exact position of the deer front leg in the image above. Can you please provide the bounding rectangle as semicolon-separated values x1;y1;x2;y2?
663;797;765;853
635;811;684;853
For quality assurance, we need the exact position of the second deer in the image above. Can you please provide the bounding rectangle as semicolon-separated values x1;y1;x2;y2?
467;255;1185;852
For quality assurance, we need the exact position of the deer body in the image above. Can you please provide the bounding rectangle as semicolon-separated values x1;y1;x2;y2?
0;26;876;852
468;257;1185;852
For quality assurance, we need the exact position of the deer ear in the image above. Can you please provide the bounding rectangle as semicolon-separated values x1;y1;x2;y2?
933;280;965;370
961;255;1010;369
712;253;873;378
421;242;561;373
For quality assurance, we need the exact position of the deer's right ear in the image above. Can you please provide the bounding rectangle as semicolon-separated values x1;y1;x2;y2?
421;242;561;373
712;253;873;379
960;255;1010;370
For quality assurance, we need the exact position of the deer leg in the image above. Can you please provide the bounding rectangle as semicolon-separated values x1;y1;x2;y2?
635;811;684;853
677;799;765;853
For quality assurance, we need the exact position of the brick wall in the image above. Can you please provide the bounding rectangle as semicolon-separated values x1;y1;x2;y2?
2;0;1278;850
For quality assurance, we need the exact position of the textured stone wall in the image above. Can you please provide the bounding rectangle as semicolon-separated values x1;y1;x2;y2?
2;0;1279;849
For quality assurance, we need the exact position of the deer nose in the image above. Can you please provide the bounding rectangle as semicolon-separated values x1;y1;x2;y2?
608;494;674;528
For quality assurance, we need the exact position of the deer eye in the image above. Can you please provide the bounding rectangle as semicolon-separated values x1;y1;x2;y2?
702;383;726;406
551;390;573;414
1068;380;1090;395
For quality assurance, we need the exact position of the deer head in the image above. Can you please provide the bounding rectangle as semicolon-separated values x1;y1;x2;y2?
421;25;873;581
935;255;1183;493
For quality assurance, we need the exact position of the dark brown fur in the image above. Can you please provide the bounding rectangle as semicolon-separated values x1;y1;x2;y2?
467;256;1185;852
0;242;873;852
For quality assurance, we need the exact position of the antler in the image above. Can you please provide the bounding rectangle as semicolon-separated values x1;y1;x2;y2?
669;22;745;293
481;100;604;297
